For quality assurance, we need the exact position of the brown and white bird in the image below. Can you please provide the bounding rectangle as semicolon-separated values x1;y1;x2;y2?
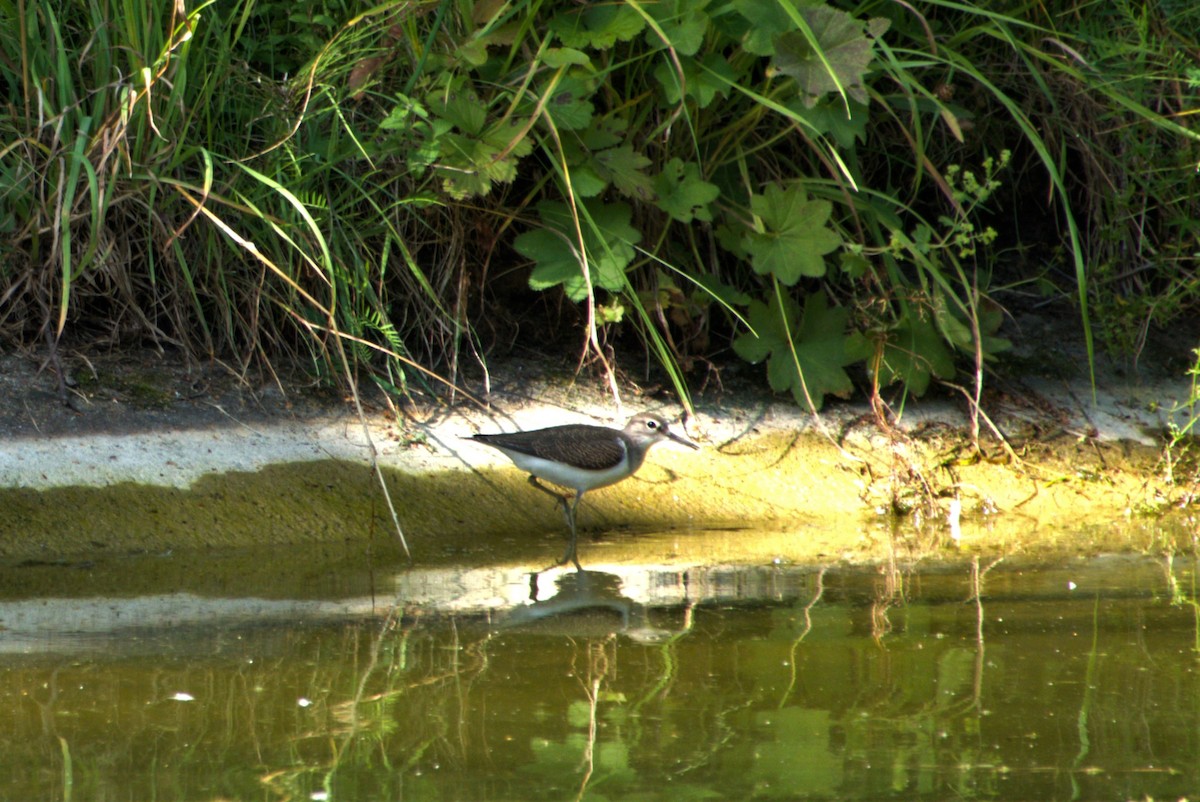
470;412;698;568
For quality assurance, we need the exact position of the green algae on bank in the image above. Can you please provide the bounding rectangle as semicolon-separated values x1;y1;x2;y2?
0;424;1192;566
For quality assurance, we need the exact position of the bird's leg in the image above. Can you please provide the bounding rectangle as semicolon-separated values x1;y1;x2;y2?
528;475;570;516
528;476;584;570
557;491;584;571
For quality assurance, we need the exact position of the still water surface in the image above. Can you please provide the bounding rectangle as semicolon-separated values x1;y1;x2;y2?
2;546;1198;801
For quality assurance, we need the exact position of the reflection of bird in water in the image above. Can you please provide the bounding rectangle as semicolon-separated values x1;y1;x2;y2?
469;413;698;568
498;570;680;644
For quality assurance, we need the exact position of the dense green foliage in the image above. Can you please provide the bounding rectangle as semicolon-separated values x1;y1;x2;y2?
1;0;1198;410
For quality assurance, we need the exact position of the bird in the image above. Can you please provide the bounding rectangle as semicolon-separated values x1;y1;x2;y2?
469;412;699;568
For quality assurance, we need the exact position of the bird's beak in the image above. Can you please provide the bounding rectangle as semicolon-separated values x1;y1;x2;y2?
669;427;700;450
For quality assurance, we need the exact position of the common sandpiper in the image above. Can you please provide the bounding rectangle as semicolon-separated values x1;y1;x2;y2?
470;412;699;568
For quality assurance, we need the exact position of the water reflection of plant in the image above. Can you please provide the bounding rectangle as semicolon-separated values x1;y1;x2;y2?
258;610;495;800
1068;594;1102;797
252;592;717;800
755;560;1016;798
1161;553;1200;653
10;559;1200;799
778;568;827;708
569;636;616;798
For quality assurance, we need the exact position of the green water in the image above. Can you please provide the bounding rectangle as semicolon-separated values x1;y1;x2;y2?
2;547;1198;801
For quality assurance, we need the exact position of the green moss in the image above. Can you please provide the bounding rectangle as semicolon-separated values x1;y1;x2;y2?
0;428;1190;569
74;369;175;409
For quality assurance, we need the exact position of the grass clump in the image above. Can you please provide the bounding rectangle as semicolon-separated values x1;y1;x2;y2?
1;0;1198;419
